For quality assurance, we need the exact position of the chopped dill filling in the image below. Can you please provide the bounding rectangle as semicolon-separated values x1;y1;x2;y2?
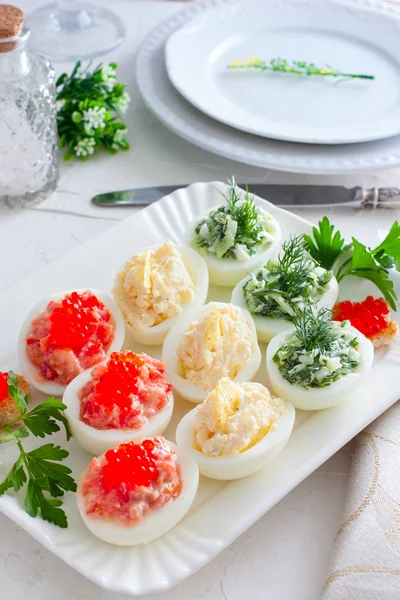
243;236;333;320
273;307;361;388
193;180;276;260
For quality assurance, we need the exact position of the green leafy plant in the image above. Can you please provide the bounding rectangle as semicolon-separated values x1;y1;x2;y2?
56;61;130;161
227;57;375;80
0;372;76;528
304;217;400;309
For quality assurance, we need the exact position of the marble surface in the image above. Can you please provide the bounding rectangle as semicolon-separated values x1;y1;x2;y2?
1;1;400;599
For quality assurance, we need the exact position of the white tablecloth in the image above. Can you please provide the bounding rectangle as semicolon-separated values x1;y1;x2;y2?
1;2;400;599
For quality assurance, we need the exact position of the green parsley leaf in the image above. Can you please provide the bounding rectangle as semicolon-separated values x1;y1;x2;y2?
337;238;397;309
26;445;76;494
373;221;400;261
0;455;26;495
0;378;76;529
7;371;28;415
304;217;347;270
24;399;72;441
25;480;67;528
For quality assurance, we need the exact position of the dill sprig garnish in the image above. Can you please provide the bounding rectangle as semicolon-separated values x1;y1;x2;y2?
274;236;312;295
291;306;335;353
222;178;263;247
243;236;332;319
227;57;375;80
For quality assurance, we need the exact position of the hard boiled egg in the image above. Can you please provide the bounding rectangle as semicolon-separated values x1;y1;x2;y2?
231;274;339;343
77;439;199;546
176;379;295;480
63;360;174;456
162;302;261;403
266;326;374;410
113;242;208;346
17;289;125;397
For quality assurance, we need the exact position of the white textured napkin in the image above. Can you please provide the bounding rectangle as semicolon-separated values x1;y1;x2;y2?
321;402;400;599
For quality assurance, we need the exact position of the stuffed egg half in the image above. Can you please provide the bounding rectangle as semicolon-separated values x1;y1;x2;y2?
113;241;208;345
77;437;199;546
18;289;125;396
231;236;339;343
187;181;281;287
63;351;174;455
176;377;295;480
266;312;374;411
162;302;261;403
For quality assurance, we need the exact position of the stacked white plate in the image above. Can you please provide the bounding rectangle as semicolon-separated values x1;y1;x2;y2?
136;0;400;174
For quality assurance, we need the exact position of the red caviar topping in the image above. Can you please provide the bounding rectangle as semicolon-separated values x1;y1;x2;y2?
102;440;159;491
80;352;171;430
91;351;144;415
49;291;110;350
333;296;389;338
26;291;115;385
0;372;9;402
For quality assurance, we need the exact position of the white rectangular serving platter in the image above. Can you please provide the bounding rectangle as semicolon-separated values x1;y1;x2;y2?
0;182;399;597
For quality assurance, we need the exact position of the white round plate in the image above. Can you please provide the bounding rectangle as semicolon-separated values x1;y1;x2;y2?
165;0;400;145
136;0;400;174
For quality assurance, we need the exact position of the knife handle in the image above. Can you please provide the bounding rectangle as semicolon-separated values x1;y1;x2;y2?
362;187;400;209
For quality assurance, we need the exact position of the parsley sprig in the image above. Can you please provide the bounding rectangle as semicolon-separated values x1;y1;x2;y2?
304;217;349;271
304;217;400;310
0;372;76;528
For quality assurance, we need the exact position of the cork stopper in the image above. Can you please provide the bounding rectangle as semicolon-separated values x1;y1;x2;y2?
0;4;24;52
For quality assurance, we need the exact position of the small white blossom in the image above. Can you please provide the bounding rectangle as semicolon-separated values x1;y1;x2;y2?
111;128;128;150
74;137;96;157
82;106;107;132
113;92;130;114
101;64;117;91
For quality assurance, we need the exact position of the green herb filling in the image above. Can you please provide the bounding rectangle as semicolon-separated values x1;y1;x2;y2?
273;308;361;388
193;181;276;260
243;236;333;320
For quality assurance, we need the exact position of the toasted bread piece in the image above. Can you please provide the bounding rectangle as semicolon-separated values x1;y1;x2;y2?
370;319;399;349
0;374;30;428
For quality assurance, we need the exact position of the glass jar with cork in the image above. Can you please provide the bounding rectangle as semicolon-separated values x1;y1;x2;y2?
0;4;59;208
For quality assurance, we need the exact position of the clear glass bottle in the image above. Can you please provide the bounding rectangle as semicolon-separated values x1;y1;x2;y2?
0;6;59;208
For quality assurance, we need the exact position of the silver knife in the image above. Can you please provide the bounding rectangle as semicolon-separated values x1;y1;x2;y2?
92;185;400;209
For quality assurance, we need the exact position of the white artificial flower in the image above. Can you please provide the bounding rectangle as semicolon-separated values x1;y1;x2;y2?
82;106;107;132
74;137;96;157
101;64;117;91
113;92;130;114
111;128;128;150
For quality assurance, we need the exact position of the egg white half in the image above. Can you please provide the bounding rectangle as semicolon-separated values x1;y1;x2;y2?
175;401;295;480
63;363;174;455
76;441;199;546
187;205;281;287
113;244;209;346
162;302;262;404
231;274;339;343
266;326;374;410
17;289;125;397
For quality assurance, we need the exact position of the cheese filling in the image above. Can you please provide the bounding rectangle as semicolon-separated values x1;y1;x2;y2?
113;241;195;330
178;304;254;391
194;377;284;456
